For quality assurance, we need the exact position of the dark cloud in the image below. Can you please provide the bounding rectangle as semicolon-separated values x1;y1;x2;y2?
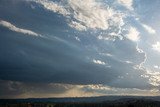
0;0;159;98
0;80;75;98
0;0;147;85
0;27;148;89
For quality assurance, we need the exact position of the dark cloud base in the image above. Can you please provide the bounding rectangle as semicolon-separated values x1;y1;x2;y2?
0;0;159;98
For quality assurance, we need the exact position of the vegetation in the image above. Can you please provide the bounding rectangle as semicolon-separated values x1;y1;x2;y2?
0;99;160;107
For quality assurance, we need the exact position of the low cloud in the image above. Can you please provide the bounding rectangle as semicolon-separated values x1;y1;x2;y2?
143;70;160;87
0;20;39;36
154;65;160;69
0;80;159;98
93;59;106;65
142;24;156;34
83;84;159;96
0;80;101;98
117;0;133;10
125;60;133;64
152;42;160;52
29;0;69;16
126;27;140;42
68;21;87;31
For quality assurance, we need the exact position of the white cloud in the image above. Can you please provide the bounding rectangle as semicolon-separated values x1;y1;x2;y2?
125;60;133;64
134;43;147;70
105;53;113;57
0;20;39;36
126;27;140;42
74;36;80;41
82;84;160;96
147;70;160;87
68;21;87;31
97;35;111;40
102;53;113;57
141;67;160;87
142;24;156;34
29;0;69;15
93;59;105;65
84;84;111;91
97;31;124;41
154;65;160;69
30;0;125;31
154;65;158;69
67;0;114;30
117;0;133;10
152;42;160;52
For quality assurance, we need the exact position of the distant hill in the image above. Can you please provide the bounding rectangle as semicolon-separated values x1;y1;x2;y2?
0;96;160;104
1;96;160;107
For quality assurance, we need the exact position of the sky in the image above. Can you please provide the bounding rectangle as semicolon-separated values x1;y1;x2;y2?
0;0;160;98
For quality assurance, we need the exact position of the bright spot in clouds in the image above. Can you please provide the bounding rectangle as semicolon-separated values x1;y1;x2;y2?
152;42;160;52
126;27;140;42
93;59;105;65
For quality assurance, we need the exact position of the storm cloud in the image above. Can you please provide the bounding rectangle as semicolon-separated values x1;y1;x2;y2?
0;0;160;98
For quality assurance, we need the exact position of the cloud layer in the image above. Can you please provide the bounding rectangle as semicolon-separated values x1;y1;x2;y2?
29;0;125;31
0;0;160;98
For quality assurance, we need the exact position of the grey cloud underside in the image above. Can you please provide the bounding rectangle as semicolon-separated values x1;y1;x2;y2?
0;30;116;84
0;0;158;95
0;28;148;88
0;80;72;98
